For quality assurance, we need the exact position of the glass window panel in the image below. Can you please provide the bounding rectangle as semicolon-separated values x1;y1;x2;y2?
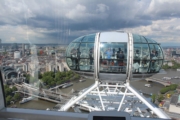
146;38;157;43
100;59;127;73
66;58;76;70
133;60;150;73
66;43;80;57
81;34;96;42
133;34;147;43
79;59;94;71
149;44;163;60
149;60;163;73
140;36;148;43
149;44;156;59
154;44;163;59
134;44;150;61
73;36;84;42
99;42;127;73
79;43;94;58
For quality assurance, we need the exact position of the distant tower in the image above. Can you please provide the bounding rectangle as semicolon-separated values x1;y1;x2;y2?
22;44;25;56
25;44;29;50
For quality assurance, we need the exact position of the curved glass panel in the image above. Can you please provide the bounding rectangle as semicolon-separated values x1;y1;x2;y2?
133;34;147;43
66;43;80;57
79;43;94;58
81;34;96;42
154;44;163;59
66;35;95;71
66;33;164;75
73;36;84;42
145;37;157;43
148;60;163;73
133;60;150;73
79;59;94;71
133;44;150;73
66;58;74;69
79;42;95;71
99;42;127;73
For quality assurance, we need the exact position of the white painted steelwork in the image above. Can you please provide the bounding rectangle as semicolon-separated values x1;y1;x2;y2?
60;82;170;119
61;31;170;119
59;81;98;111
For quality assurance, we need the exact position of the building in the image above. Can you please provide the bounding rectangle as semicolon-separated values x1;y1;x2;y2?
45;60;65;72
169;94;180;114
171;50;180;57
22;44;25;56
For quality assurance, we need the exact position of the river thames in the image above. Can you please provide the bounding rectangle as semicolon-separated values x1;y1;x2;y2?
14;69;180;111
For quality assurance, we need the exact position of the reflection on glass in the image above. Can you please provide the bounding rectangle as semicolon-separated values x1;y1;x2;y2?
66;34;95;71
133;60;150;73
146;38;157;43
99;42;127;73
133;43;163;73
81;34;95;42
79;59;94;71
133;34;147;43
149;60;163;73
66;43;80;57
134;44;150;61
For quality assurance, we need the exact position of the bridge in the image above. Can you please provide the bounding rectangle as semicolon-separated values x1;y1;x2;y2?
145;78;171;87
14;83;73;103
49;83;67;90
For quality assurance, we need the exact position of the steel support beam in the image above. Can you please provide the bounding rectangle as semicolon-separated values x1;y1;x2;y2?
126;84;170;119
59;81;98;111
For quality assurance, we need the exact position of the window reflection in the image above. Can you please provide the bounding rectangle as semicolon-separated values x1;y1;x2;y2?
66;43;79;57
133;34;147;43
99;43;127;73
149;60;163;73
66;34;95;71
133;43;163;73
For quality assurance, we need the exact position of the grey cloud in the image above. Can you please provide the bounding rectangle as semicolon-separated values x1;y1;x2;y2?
0;0;180;44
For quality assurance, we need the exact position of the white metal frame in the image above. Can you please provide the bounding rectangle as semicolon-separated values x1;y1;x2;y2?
60;32;170;119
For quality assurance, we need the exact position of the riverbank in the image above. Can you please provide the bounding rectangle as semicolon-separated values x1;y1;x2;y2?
12;69;180;110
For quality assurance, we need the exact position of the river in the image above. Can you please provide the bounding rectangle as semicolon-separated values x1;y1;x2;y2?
14;69;180;110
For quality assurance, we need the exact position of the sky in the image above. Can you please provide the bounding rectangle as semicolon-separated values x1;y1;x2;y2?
0;0;180;46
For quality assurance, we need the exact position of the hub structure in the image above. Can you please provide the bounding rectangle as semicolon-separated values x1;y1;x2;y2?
60;31;170;119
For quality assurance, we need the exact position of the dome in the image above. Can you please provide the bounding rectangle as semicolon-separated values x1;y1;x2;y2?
66;31;164;82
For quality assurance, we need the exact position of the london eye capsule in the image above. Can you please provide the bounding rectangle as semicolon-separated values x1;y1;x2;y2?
66;31;164;82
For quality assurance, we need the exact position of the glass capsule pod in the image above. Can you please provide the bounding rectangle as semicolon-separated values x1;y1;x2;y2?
66;31;164;82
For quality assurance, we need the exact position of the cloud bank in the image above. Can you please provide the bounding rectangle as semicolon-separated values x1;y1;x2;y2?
0;0;180;45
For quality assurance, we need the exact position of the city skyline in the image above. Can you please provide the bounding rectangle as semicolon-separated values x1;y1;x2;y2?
0;0;180;46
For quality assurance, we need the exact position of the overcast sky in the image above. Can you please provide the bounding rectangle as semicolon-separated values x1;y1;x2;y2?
0;0;180;46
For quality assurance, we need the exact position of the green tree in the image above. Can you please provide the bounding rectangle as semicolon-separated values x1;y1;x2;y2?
13;93;21;101
151;94;157;103
38;73;43;79
157;94;164;102
6;95;12;105
5;88;13;97
12;86;17;92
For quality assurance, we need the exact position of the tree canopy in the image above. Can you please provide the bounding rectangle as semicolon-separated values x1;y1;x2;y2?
41;71;80;88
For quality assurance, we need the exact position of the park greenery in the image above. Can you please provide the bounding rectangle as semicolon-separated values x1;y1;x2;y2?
151;84;178;103
162;60;180;70
160;84;178;94
41;71;80;88
24;71;80;88
151;94;165;103
4;85;21;105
